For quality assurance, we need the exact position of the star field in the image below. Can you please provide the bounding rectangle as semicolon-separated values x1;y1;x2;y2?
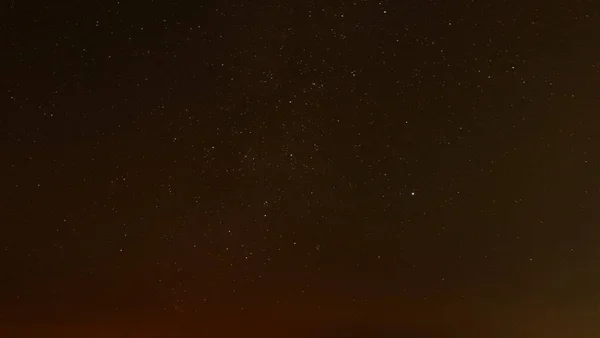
1;1;600;337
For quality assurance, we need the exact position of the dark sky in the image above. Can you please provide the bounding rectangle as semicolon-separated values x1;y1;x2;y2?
1;0;600;337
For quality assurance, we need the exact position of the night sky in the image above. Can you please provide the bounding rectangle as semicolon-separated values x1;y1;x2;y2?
2;1;600;337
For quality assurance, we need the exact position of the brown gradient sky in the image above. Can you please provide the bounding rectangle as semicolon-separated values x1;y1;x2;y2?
2;0;600;337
